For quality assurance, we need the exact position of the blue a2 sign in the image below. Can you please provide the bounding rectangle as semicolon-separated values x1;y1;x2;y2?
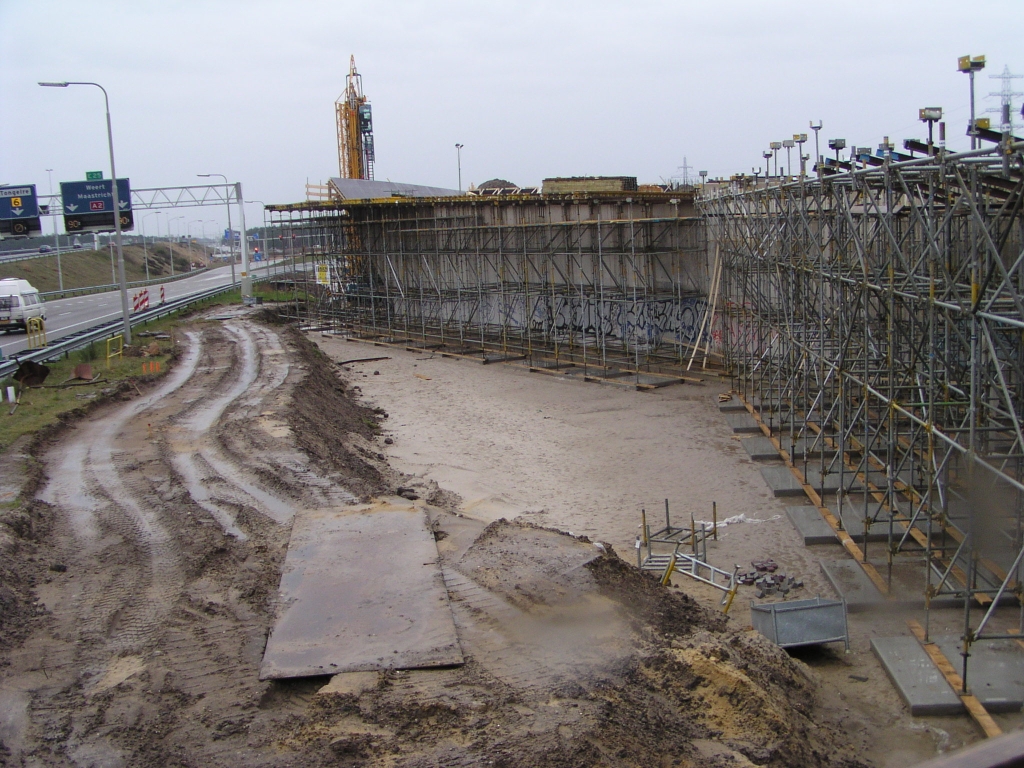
60;178;132;214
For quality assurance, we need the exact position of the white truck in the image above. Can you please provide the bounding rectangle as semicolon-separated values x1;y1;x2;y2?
0;278;46;332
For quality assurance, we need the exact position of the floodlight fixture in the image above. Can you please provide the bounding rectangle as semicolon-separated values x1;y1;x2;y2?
809;121;823;176
781;139;795;177
959;55;986;148
765;143;778;178
828;138;846;150
919;107;942;122
957;55;986;73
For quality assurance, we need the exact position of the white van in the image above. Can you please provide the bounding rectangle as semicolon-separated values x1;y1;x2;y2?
0;278;46;332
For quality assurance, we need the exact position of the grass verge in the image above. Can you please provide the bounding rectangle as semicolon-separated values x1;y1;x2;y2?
0;282;308;453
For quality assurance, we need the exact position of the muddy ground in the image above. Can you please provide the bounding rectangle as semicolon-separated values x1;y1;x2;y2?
0;309;885;766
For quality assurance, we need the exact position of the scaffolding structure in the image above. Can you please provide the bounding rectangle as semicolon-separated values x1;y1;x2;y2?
267;193;709;386
703;141;1024;689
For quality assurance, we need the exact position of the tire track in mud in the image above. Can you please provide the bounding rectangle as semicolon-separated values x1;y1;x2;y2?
39;336;204;651
39;336;203;543
10;317;382;767
211;323;359;509
167;322;354;538
167;323;288;537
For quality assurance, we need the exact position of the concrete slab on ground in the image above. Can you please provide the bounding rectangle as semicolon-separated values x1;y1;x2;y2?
801;470;865;495
717;398;747;413
759;465;806;497
933;637;1024;713
742;436;780;461
784;506;839;546
260;500;464;680
831;507;905;543
871;637;964;716
819;559;885;611
725;412;761;434
774;436;837;459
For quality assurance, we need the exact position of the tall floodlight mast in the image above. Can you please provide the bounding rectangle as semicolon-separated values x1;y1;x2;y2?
336;56;375;180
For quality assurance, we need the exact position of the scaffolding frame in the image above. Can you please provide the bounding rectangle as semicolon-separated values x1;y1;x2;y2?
267;193;711;387
703;142;1024;692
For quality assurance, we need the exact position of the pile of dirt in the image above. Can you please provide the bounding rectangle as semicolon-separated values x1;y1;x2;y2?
282;325;387;499
290;518;867;768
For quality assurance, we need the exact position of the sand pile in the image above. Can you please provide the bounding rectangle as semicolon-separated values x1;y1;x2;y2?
296;518;868;768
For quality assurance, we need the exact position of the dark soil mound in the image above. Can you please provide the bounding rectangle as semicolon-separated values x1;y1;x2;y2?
283;325;386;499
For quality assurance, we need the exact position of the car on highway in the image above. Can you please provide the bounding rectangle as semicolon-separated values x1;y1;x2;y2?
0;278;46;332
38;245;52;253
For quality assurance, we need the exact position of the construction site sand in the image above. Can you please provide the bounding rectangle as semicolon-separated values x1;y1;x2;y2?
0;312;983;766
316;337;993;766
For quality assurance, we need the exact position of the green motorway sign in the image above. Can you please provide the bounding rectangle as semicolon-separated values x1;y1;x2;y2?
85;171;103;181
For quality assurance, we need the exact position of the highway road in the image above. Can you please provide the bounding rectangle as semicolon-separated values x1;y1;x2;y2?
0;259;287;360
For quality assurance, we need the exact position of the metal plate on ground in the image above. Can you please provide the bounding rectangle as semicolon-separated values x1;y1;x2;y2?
260;501;464;680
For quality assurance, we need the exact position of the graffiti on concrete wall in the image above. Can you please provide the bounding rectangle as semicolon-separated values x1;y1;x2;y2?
395;292;711;349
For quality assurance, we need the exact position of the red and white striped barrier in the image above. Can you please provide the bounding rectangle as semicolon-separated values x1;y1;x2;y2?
160;285;166;304
132;289;150;313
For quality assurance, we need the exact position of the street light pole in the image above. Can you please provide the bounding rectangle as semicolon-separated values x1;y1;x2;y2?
959;55;986;149
455;144;463;192
199;220;209;263
39;80;132;344
45;168;64;293
198;174;235;287
794;133;808;177
142;210;160;282
245;200;270;283
186;220;200;269
810;121;823;177
168;215;184;277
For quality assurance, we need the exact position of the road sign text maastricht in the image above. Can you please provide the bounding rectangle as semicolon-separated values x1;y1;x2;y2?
60;178;134;233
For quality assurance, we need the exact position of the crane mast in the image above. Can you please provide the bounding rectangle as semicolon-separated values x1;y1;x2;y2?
336;56;375;180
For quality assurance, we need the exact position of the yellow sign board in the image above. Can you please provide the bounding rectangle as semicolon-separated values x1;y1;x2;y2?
315;264;330;286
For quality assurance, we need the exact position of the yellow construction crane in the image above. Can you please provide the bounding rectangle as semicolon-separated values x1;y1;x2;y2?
336;56;375;180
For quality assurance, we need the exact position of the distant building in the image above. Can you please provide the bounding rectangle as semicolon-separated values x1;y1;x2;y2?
468;178;541;196
541;176;638;194
327;178;460;200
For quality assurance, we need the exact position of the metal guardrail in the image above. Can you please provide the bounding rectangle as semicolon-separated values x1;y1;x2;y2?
0;250;54;266
0;281;244;380
39;267;212;301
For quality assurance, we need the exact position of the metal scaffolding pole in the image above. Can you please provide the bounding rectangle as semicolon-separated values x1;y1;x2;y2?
703;141;1024;690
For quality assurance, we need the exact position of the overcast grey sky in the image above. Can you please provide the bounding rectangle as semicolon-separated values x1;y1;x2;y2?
2;0;1021;234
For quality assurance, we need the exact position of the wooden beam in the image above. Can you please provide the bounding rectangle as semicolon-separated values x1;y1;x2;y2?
907;620;1002;739
741;398;891;594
